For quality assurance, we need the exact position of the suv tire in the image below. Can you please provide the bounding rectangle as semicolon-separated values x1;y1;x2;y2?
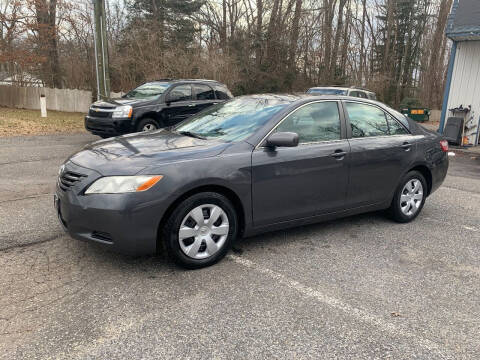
136;118;159;132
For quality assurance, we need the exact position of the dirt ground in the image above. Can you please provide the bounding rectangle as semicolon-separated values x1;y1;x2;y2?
0;107;86;137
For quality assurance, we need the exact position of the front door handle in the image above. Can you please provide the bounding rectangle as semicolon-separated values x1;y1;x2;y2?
188;104;196;107
330;150;347;159
401;142;412;150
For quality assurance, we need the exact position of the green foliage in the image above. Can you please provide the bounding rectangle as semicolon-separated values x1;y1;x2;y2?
127;0;204;46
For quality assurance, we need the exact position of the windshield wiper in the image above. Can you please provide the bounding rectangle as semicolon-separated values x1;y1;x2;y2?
177;131;207;140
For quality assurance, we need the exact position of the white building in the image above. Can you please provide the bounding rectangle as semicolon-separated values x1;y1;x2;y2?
441;0;480;146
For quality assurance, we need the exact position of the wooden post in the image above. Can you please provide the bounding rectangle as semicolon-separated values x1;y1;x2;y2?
40;94;47;117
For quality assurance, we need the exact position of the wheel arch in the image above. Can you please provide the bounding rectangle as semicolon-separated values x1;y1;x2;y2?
407;164;433;196
135;111;165;128
156;184;246;252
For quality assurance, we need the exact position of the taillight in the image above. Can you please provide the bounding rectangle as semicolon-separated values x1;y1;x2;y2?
440;139;449;152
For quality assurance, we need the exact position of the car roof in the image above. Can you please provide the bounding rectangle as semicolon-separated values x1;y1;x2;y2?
232;94;386;111
236;93;311;103
308;86;375;94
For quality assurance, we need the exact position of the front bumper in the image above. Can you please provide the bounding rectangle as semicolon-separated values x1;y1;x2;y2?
55;162;163;255
85;116;134;137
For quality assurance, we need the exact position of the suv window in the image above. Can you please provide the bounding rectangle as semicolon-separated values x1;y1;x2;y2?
349;91;367;98
194;84;215;100
275;102;341;143
167;84;192;102
386;113;408;135
214;85;233;100
307;88;348;95
345;102;389;138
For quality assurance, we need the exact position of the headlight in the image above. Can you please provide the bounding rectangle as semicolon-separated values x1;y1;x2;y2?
112;105;133;118
85;175;163;194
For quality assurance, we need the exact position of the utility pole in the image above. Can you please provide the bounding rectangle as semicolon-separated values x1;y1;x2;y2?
93;0;110;100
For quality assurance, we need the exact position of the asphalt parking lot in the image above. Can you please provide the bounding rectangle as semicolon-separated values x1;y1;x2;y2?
1;133;479;359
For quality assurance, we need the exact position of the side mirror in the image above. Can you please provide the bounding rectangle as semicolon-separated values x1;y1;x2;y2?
265;132;299;148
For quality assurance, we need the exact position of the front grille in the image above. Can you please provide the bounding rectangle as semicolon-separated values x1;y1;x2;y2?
58;171;86;191
89;109;111;118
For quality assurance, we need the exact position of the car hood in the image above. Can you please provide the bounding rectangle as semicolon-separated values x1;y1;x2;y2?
91;97;155;108
68;130;228;175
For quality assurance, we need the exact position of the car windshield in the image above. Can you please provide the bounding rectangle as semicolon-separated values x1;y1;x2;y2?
174;97;289;142
124;82;170;99
307;88;347;95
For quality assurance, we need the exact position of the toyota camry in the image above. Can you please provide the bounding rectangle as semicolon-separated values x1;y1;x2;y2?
55;95;449;268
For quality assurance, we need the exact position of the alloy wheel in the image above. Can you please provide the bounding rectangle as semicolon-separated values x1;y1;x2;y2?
178;204;229;259
400;179;423;216
142;123;157;131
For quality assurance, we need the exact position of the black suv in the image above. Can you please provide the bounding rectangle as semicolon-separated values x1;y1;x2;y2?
85;79;233;137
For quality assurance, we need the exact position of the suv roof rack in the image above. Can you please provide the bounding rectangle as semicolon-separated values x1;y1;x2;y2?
177;79;218;82
150;78;220;83
325;85;374;93
349;85;373;92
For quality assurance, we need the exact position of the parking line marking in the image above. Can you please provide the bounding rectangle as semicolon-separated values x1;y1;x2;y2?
227;254;451;358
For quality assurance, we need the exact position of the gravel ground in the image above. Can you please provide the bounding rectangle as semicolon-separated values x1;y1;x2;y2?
0;133;479;359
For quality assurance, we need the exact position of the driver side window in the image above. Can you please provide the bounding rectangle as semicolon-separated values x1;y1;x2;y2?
275;102;341;143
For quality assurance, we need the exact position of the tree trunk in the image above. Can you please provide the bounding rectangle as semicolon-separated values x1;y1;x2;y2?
288;0;302;73
255;0;263;68
426;0;453;107
329;0;347;83
34;0;61;88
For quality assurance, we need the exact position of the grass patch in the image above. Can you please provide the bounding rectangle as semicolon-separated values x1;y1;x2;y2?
0;107;86;137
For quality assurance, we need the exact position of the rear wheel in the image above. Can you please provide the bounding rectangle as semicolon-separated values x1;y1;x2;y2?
162;192;238;269
389;171;427;223
136;118;159;132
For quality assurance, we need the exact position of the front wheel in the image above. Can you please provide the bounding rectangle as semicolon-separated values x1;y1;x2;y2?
136;118;159;132
389;171;427;223
162;192;238;269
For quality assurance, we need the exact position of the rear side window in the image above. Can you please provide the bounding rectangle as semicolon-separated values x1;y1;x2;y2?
214;85;233;100
386;114;408;135
349;91;367;98
275;102;341;143
345;102;389;138
194;84;215;100
167;84;192;102
307;88;347;95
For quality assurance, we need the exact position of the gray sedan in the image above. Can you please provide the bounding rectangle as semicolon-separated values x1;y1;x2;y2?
55;95;449;268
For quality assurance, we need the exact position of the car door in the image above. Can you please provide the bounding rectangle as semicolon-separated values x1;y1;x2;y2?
193;84;218;112
343;101;416;208
163;84;195;125
251;101;350;227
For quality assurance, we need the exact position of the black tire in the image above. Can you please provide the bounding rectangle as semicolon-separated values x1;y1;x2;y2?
162;192;238;269
136;118;159;132
389;170;427;223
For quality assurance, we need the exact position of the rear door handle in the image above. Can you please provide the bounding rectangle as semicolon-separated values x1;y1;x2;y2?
330;150;347;159
188;104;196;107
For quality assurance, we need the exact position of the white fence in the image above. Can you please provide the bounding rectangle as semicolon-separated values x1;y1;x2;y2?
0;86;93;113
